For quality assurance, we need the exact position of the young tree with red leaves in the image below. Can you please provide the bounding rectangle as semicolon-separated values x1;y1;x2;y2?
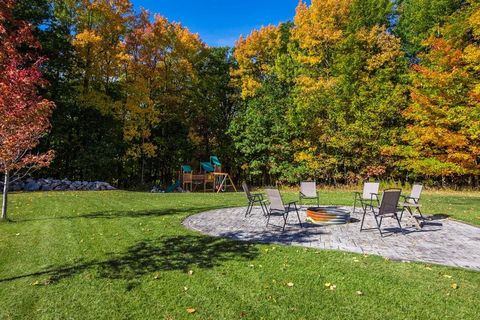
0;0;55;220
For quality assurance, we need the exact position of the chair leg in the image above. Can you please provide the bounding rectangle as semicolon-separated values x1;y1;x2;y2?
417;207;425;220
296;209;303;228
266;210;272;228
353;194;358;214
360;206;368;231
395;214;405;235
256;200;268;216
373;214;384;237
292;203;303;228
262;202;268;216
245;201;253;217
257;201;264;216
282;212;289;232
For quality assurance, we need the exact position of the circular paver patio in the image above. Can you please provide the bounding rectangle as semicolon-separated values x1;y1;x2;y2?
183;206;480;270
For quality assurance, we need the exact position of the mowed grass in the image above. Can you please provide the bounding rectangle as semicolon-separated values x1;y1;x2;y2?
0;190;479;320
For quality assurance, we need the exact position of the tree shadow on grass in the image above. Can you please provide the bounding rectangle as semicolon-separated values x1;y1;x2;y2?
13;205;230;222
0;235;258;289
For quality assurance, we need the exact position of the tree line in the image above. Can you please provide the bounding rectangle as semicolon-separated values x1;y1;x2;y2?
231;0;480;187
4;0;480;189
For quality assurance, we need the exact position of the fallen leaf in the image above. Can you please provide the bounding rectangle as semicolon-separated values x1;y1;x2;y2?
183;286;188;291
186;308;196;314
15;233;20;236
329;285;337;290
188;270;193;276
287;282;294;287
425;267;432;270
443;275;452;279
324;282;331;287
451;283;458;289
153;273;160;279
356;291;363;295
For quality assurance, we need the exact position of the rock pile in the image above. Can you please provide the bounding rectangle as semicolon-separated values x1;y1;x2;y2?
7;178;116;192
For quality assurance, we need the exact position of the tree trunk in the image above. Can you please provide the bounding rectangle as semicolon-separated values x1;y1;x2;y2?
1;171;9;220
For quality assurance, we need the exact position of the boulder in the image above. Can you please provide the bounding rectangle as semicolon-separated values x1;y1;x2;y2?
10;178;116;192
41;185;53;191
25;181;41;192
10;182;23;192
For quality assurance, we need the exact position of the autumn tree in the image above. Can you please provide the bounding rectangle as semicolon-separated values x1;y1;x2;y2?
121;11;204;184
229;22;300;183
386;1;480;184
287;0;407;183
231;25;282;98
73;0;133;98
0;0;55;220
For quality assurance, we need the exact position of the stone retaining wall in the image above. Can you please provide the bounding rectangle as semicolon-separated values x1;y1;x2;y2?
6;178;116;192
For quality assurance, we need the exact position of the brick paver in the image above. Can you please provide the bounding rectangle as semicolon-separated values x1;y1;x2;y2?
183;206;480;270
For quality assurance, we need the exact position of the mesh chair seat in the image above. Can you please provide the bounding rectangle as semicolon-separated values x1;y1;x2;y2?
299;181;319;207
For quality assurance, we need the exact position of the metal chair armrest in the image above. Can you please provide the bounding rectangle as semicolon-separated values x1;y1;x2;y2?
402;195;419;204
249;193;264;201
286;201;298;211
370;193;380;200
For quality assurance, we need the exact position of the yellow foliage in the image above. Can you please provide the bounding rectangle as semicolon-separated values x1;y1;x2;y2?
73;29;102;46
357;26;402;71
463;44;480;72
468;6;480;39
292;0;351;66
232;25;281;98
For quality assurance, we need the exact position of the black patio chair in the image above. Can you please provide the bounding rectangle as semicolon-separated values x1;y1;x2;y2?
360;188;404;237
265;188;303;232
242;182;267;217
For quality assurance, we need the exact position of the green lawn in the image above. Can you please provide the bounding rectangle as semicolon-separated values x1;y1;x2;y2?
0;190;479;319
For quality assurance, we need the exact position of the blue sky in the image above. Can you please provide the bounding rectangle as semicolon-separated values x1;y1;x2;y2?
132;0;301;47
